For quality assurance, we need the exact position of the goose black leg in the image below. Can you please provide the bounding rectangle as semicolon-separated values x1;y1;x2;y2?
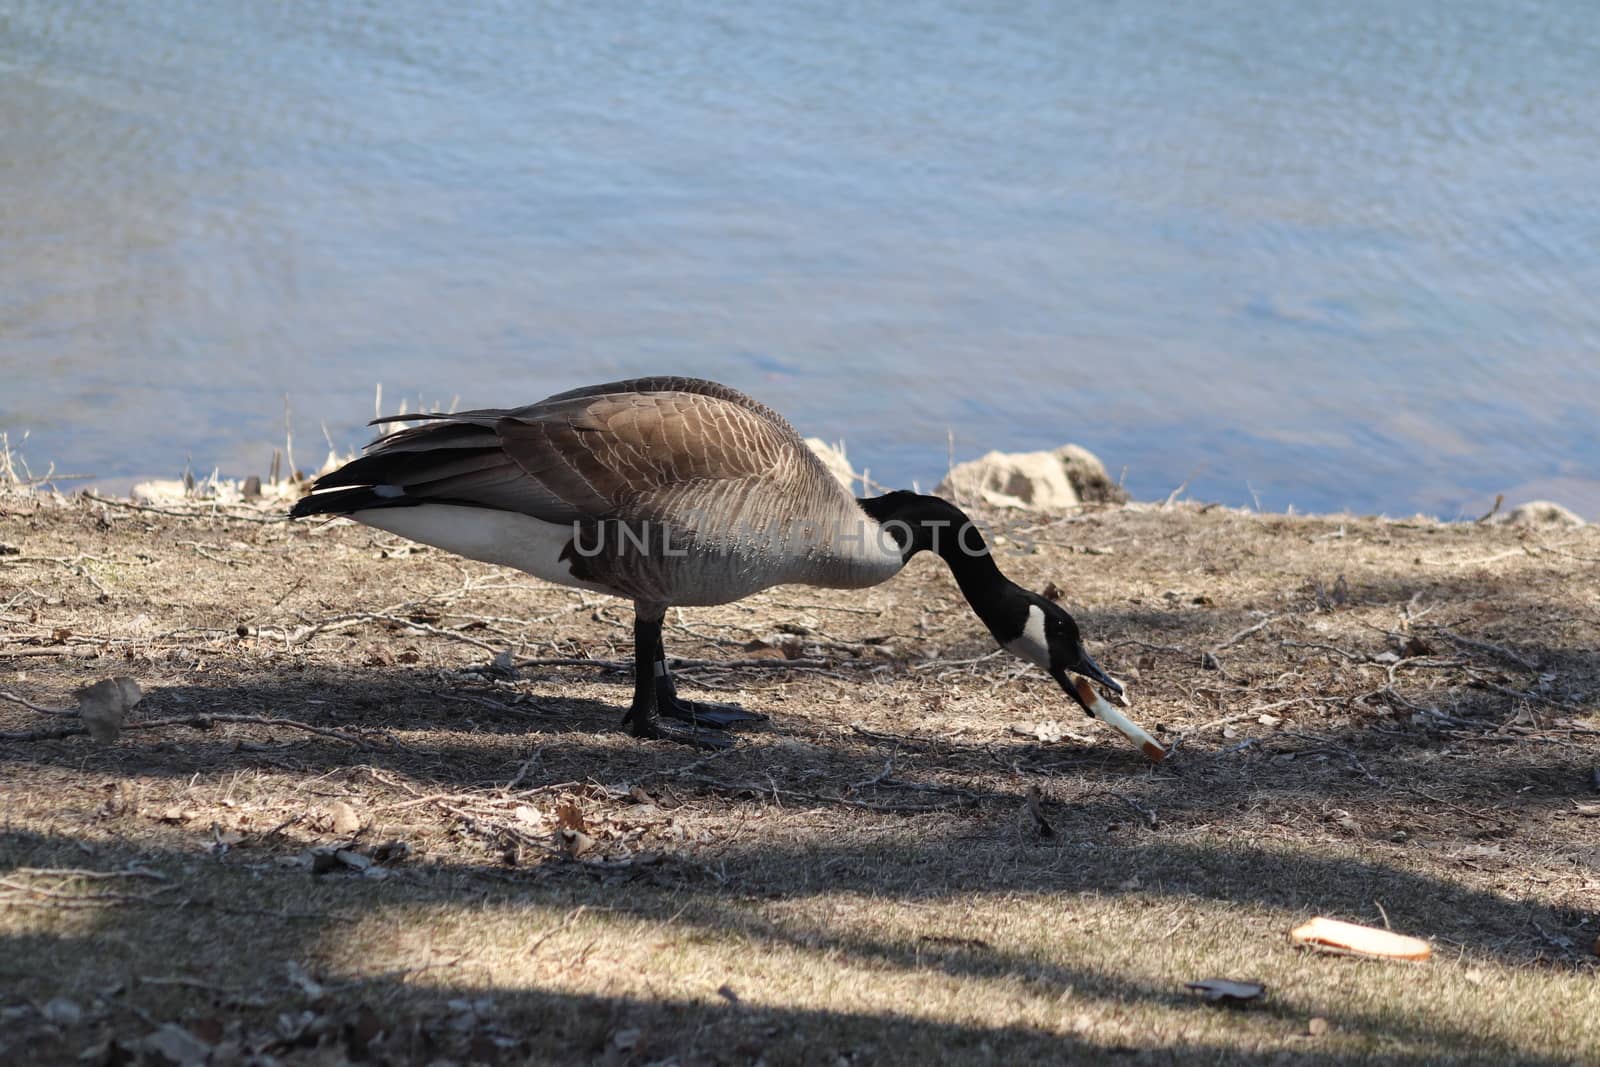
623;613;732;748
654;644;767;729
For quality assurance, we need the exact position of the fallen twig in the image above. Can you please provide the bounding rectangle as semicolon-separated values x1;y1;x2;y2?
514;655;848;672
849;722;957;751
83;490;286;524
1417;547;1529;568
432;691;548;720
1111;638;1189;656
1169;697;1318;748
326;956;465;989
0;876;175;907
504;747;546;791
1477;681;1580;711
763;600;884;616
910;650;1004;671
0;713;394;749
14;866;167;882
0;690;75;716
1105;790;1158;829
1216;615;1282;651
1431;628;1538;672
679;773;974;813
1281;640;1367;662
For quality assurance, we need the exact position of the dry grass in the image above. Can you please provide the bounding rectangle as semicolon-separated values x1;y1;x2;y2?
2;489;1598;1065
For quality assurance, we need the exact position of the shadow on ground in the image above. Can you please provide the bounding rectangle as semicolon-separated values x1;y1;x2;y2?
1;823;1592;1066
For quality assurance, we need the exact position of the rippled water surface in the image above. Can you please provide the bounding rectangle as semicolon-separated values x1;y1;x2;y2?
4;1;1598;516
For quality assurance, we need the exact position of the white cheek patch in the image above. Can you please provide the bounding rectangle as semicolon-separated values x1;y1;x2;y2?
1003;604;1052;670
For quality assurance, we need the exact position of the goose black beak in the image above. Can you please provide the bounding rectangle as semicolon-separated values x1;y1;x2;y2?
1052;646;1123;714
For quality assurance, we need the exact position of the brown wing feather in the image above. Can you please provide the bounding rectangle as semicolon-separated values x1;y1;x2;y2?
309;378;847;536
495;381;825;525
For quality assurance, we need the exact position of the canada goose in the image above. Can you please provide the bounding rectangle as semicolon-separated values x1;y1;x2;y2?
290;376;1130;748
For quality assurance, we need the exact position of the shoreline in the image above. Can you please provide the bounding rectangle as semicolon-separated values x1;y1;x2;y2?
6;424;1594;527
2;442;1589;532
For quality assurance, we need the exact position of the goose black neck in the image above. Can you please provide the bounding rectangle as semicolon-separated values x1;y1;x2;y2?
857;491;1011;618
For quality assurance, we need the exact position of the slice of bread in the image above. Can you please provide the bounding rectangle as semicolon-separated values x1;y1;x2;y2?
1290;917;1432;961
1077;679;1167;762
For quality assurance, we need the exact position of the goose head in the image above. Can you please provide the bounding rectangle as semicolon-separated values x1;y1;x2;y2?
856;490;1124;718
994;590;1123;716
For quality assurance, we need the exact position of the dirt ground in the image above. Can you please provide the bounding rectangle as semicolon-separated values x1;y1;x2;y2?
2;483;1598;1066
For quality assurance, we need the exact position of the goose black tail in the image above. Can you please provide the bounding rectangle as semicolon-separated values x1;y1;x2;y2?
289;485;416;519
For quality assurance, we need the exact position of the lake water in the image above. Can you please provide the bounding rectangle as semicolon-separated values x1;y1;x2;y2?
3;0;1598;518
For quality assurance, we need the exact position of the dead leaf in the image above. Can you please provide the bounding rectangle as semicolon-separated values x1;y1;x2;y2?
98;782;132;818
75;675;143;744
1010;720;1092;745
364;643;398;668
308;849;344;875
560;829;596;857
1400;635;1432;657
482;648;515;677
1307;1016;1331;1036
513;804;545;825
361;644;396;667
343;1005;384;1059
329;801;363;836
555;799;587;833
1185;978;1266;1003
275;1009;327;1044
372;840;411;864
138;1023;213;1066
41;997;82;1026
334;849;373;871
1025;785;1055;839
1570;846;1600;873
113;676;142;706
187;1017;225;1045
1257;713;1282;727
285;961;326;1001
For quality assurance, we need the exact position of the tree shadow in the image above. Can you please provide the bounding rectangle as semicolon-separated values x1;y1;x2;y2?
0;826;1590;1066
3;659;1595;965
